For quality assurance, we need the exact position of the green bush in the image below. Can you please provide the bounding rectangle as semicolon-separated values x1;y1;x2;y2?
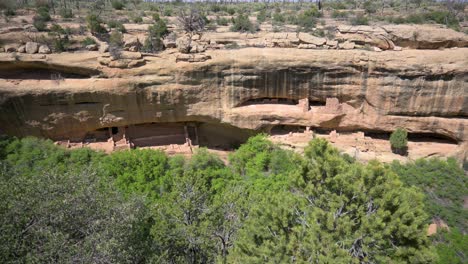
216;16;229;26
109;30;124;47
132;15;143;24
107;20;126;33
33;17;47;31
230;14;257;33
229;138;436;263
142;19;169;53
363;0;378;14
272;11;285;25
148;19;169;38
332;10;348;19
48;24;70;52
256;9;268;24
389;128;408;155
433;228;468;264
227;7;236;16
81;37;96;47
163;7;172;16
86;14;106;34
111;0;125;10
296;7;321;31
37;6;51;21
386;11;460;30
152;12;160;22
391;158;467;232
59;8;72;19
350;14;369;25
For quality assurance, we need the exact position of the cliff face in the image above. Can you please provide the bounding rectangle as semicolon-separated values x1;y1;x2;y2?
0;48;467;149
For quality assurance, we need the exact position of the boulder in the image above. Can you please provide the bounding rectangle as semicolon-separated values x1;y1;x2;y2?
38;45;51;54
86;44;98;51
176;36;191;54
25;42;39;54
107;59;146;69
98;56;112;66
339;41;355;50
393;46;402;51
17;45;26;53
326;39;338;48
120;51;142;60
99;43;109;53
298;33;327;46
123;36;141;51
163;38;176;49
298;44;317;49
373;47;382;52
108;60;130;69
128;46;138;52
176;54;211;63
190;44;206;53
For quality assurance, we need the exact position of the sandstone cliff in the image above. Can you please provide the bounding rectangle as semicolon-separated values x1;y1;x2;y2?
0;48;467;159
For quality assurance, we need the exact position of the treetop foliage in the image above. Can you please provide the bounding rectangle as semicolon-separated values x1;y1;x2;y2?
0;135;464;263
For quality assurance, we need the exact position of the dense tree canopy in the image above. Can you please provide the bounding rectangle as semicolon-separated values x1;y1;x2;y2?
1;135;465;263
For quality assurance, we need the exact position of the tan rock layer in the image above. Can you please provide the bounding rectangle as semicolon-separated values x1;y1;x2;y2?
0;48;466;148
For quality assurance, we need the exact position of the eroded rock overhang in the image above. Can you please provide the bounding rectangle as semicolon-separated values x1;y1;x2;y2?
0;48;467;146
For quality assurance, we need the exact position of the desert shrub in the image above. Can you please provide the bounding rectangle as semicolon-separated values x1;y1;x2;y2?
328;1;347;10
272;11;285;25
256;9;268;24
296;6;321;31
227;7;236;16
406;13;426;24
389;128;408;155
36;6;51;21
32;5;51;31
111;0;125;10
59;8;72;19
332;10;348;19
177;8;206;33
387;15;407;24
216;16;229;26
424;11;460;30
81;37;96;47
86;13;106;34
132;15;143;24
109;30;124;48
363;0;378;14
33;17;47;31
107;20;126;33
230;13;257;33
210;4;221;13
387;11;460;30
152;12;160;22
148;19;169;39
142;19;169;53
350;14;369;25
163;7;172;16
48;24;70;52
